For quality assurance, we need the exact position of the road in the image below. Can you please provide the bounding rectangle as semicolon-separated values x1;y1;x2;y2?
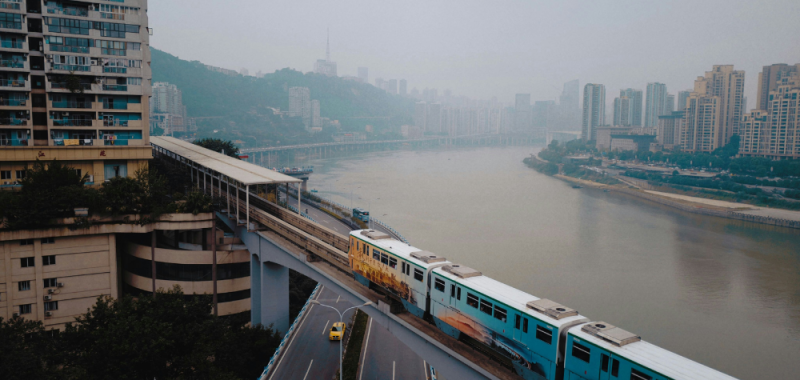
358;317;429;380
269;286;356;380
281;191;400;238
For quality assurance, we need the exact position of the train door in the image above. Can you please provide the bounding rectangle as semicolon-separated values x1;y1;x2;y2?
513;314;522;341
598;354;615;380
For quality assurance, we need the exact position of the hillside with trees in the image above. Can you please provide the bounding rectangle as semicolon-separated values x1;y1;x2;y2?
150;48;414;146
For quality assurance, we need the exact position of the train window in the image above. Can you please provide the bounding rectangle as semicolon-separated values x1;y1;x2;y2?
479;299;493;315
380;253;389;265
466;293;479;308
450;284;456;297
406;263;411;275
373;249;380;261
515;315;521;329
630;369;652;380
434;278;445;292
456;287;461;300
401;262;405;273
493;305;507;322
601;354;609;372
414;268;423;282
523;317;528;333
572;342;591;363
611;359;620;377
536;326;552;344
389;257;397;269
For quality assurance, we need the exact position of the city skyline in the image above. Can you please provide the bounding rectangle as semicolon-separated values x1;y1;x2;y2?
149;0;799;105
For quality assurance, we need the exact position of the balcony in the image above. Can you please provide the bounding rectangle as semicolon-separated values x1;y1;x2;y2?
48;81;92;92
0;1;21;11
103;138;144;146
103;67;127;74
0;98;26;107
0;137;28;146
52;138;94;146
0;59;24;69
52;118;93;127
51;100;93;109
0;40;22;49
49;45;90;54
102;84;127;91
46;7;88;17
51;63;91;72
0;78;27;91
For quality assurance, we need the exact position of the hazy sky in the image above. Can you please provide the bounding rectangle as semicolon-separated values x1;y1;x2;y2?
149;0;800;105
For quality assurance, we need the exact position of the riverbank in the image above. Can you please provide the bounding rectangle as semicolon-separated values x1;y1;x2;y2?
553;172;800;229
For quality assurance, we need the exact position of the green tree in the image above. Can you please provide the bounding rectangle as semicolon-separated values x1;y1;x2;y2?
0;317;68;380
194;138;240;158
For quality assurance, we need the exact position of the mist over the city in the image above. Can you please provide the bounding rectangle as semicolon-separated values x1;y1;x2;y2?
150;0;800;103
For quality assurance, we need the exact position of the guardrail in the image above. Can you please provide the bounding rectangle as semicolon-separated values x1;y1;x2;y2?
309;191;410;244
288;204;317;223
258;283;321;380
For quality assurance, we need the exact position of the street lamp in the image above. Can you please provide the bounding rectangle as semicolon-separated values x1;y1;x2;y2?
309;300;373;379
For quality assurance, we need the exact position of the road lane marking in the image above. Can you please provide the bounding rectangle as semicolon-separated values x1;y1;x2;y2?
268;286;324;380
423;360;428;380
393;361;395;380
303;360;313;380
358;317;374;380
336;295;340;303
322;320;330;335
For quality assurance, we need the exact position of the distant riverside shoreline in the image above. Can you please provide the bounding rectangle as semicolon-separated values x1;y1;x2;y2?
524;157;800;230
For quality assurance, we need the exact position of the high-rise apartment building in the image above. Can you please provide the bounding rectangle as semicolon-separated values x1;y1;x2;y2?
677;90;691;112
387;79;398;94
150;82;185;136
0;0;152;185
756;63;799;111
764;75;800;158
533;100;555;128
619;88;643;126
666;94;675;113
311;100;321;130
514;93;531;132
582;84;605;141
681;65;745;151
414;102;427;131
656;111;684;147
357;67;368;83
645;83;668;128
739;110;768;156
556;79;580;130
288;87;311;130
399;79;407;96
613;96;631;126
426;103;441;133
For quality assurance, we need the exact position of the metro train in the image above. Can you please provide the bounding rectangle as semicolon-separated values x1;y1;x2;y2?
348;229;736;380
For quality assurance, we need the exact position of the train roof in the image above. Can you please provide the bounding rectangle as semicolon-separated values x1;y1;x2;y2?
350;230;450;269
432;265;588;329
569;322;736;380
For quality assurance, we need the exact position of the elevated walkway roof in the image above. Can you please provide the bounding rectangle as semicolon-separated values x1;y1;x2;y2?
151;136;301;185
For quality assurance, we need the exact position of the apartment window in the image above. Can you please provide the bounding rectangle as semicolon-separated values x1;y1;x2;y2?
15;169;25;179
44;278;57;288
0;12;22;29
18;280;30;291
0;170;10;179
466;293;479;308
19;304;32;315
536;325;553;344
434;278;445;292
43;255;56;265
127;77;141;85
42;237;55;244
20;257;34;267
44;301;58;311
413;268;423;282
479;299;493;316
20;239;34;246
494;305;507;322
572;342;591;363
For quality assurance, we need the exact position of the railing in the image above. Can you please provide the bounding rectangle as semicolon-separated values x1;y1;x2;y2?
259;284;320;380
50;82;92;91
0;117;26;125
52;118;93;127
0;59;23;68
52;64;90;72
52;101;93;109
0;1;20;11
102;102;128;110
99;12;125;20
103;67;127;73
49;45;89;54
0;138;27;146
288;204;317;223
103;119;129;127
53;138;94;146
46;7;89;17
101;48;126;56
0;98;26;106
103;138;142;146
0;41;22;49
102;84;127;91
306;191;410;244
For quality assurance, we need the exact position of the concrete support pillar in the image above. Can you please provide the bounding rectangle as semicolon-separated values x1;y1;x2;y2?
250;254;262;324
246;185;250;229
297;185;301;214
301;178;308;192
261;261;290;333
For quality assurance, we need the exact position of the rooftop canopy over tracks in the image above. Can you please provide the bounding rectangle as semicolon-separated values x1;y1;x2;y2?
151;136;302;228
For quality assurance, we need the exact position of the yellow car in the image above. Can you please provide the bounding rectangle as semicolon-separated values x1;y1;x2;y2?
329;322;346;341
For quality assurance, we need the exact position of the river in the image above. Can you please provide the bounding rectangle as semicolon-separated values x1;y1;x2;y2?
300;145;800;379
